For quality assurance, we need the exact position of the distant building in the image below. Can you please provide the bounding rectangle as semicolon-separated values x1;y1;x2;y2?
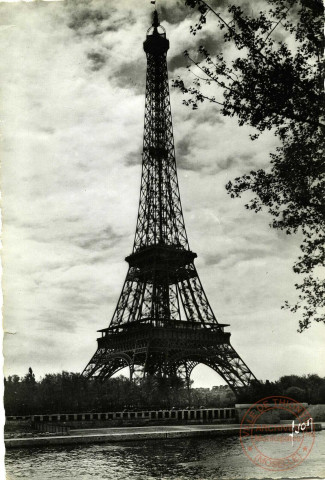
212;385;232;391
194;388;211;393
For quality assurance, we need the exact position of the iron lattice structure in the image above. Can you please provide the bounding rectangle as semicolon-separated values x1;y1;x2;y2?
83;12;258;395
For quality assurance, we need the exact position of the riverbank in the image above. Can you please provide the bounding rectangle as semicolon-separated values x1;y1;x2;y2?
5;422;323;449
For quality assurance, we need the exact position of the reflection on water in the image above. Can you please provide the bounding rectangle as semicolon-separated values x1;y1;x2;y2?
5;433;325;480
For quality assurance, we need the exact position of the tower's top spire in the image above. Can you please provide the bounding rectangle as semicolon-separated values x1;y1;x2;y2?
152;10;159;30
144;10;169;55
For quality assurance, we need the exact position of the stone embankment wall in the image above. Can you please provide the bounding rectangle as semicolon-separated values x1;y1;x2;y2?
6;405;325;433
236;403;309;424
299;404;325;422
6;407;237;432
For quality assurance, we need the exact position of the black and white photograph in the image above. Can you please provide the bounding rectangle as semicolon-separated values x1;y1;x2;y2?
1;0;324;478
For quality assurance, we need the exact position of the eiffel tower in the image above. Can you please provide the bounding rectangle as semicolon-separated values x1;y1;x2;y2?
83;11;258;395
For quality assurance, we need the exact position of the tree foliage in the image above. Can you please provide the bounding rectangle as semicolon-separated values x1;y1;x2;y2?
174;0;324;331
239;373;325;403
4;369;325;415
4;370;193;415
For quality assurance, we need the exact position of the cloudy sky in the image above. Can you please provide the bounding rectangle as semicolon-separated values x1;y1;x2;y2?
1;0;324;387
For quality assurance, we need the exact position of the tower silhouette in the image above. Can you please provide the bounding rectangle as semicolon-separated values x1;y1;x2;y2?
83;12;258;395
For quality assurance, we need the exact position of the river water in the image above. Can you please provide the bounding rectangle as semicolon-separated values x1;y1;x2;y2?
5;432;325;479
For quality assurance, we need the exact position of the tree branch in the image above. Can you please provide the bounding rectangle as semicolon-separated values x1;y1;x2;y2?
193;0;271;63
187;54;239;95
263;5;293;43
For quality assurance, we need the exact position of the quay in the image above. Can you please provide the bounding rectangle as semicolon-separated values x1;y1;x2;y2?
7;406;237;423
5;423;322;449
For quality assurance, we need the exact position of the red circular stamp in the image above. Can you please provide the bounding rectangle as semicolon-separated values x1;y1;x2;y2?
239;395;315;471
